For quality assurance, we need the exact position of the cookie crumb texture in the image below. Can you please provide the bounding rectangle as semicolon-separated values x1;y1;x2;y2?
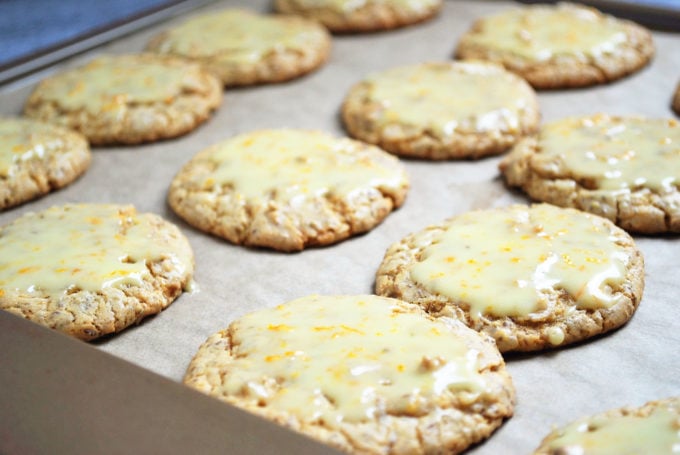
0;204;194;340
168;129;409;251
274;0;443;33
184;295;515;454
342;61;539;159
455;3;654;89
0;117;90;210
533;397;680;454
24;54;222;145
146;9;331;86
500;114;680;234
376;204;644;352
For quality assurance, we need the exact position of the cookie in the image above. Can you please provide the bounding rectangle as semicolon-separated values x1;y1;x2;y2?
341;61;540;159
184;294;515;454
533;397;680;454
24;54;222;145
273;0;443;33
146;9;331;87
500;114;680;234
673;80;680;116
0;204;194;340
0;117;90;210
455;3;654;89
375;204;644;352
168;129;409;252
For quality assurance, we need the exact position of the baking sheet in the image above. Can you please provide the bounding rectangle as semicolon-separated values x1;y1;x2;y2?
1;1;679;453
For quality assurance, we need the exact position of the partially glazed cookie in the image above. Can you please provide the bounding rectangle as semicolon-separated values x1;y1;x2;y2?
500;114;680;234
146;9;331;86
376;204;644;352
342;61;540;159
184;295;515;454
533;397;680;454
24;54;222;145
455;3;654;89
274;0;443;33
0;204;194;340
0;117;90;210
168;129;409;251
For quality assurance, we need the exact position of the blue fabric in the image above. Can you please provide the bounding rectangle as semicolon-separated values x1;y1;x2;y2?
633;0;680;6
0;0;171;67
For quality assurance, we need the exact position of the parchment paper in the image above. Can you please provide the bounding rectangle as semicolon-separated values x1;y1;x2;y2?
1;1;678;453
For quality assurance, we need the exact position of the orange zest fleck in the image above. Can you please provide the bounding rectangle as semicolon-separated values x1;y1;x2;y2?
268;324;292;332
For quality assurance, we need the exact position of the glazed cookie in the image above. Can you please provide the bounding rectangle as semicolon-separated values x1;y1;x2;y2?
273;0;443;33
0;117;90;210
184;295;515;454
375;204;644;352
146;9;331;86
455;3;654;89
341;61;540;159
533;397;680;454
168;129;409;252
0;204;194;340
500;114;680;234
24;54;222;145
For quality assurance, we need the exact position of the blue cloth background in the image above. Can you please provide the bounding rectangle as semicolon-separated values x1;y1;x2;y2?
0;0;171;67
0;0;677;69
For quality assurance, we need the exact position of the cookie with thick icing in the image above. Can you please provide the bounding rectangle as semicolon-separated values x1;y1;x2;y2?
168;129;409;251
500;114;680;234
0;117;90;210
274;0;443;33
146;9;331;86
184;294;515;454
0;204;194;340
533;397;680;454
342;61;540;159
455;3;654;89
24;54;222;145
376;204;644;352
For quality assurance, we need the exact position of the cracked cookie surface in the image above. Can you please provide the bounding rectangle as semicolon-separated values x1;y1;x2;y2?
455;3;654;89
375;204;644;352
0;117;90;210
0;204;194;340
274;0;442;33
146;9;331;86
184;294;515;454
342;61;539;159
24;54;222;145
500;114;680;234
168;129;409;251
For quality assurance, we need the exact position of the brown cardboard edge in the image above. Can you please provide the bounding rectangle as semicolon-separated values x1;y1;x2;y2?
0;311;340;455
